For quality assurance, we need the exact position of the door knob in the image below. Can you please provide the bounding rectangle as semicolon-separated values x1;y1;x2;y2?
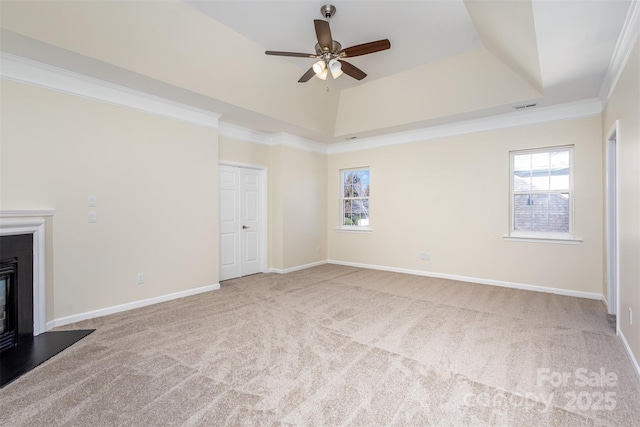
242;225;249;229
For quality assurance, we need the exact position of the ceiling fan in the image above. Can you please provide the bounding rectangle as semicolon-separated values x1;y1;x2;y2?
265;4;391;83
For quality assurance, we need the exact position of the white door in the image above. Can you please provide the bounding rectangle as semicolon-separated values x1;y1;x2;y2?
219;166;241;281
219;165;263;281
240;168;262;276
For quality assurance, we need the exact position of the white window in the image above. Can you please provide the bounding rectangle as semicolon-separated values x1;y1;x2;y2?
340;168;370;229
510;146;573;239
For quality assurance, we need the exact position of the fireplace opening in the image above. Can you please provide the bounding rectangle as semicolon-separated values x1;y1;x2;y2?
0;260;18;351
0;234;33;353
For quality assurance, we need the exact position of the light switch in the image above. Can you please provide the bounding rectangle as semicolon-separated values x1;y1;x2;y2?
88;212;97;223
88;195;97;207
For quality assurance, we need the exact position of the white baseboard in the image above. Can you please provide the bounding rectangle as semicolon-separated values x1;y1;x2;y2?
618;328;640;382
327;259;603;300
268;260;327;274
46;283;220;330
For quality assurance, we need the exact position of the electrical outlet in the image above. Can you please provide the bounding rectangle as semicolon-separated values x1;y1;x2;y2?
137;273;144;284
420;252;431;261
88;195;97;207
88;212;97;223
630;307;633;325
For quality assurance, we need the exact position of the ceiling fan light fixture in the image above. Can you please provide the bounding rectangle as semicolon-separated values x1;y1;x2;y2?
316;68;328;80
312;60;326;75
329;58;342;79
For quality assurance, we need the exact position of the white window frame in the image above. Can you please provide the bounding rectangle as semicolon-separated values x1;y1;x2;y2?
506;145;581;244
337;167;372;232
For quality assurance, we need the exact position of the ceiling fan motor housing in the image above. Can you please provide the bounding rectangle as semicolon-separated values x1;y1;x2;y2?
315;41;342;57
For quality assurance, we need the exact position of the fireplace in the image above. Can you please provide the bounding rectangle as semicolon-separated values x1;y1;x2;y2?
0;211;52;338
0;234;34;352
0;212;96;387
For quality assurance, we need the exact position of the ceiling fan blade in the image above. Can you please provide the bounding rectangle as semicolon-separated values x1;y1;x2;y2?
265;51;317;58
339;60;367;80
339;39;391;58
298;67;316;83
314;19;333;51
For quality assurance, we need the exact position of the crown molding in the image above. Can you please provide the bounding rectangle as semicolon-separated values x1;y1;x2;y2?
0;53;221;129
219;122;327;154
2;53;604;156
221;98;601;156
218;122;271;145
326;98;602;154
599;0;640;102
268;133;327;154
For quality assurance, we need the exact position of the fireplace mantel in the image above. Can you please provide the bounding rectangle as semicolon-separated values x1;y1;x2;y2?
0;210;55;336
0;210;55;218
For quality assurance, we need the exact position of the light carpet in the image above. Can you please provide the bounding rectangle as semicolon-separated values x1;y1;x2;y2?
1;264;639;426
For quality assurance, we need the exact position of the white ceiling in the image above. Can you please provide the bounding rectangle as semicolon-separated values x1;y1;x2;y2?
0;0;633;143
187;0;483;89
187;0;630;98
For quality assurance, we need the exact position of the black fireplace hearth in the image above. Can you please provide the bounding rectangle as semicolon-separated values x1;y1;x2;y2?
1;329;94;388
0;234;95;388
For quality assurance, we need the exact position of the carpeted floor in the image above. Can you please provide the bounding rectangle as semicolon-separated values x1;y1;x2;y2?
1;264;639;426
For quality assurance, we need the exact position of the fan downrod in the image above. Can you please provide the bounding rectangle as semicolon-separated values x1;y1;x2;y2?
320;4;336;19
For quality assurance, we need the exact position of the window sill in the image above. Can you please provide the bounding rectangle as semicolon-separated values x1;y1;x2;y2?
335;227;373;233
503;235;582;245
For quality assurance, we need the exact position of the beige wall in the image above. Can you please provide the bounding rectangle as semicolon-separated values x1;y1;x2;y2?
218;137;328;271
603;37;640;365
0;78;610;325
0;80;219;321
334;48;541;137
280;146;327;269
1;0;339;137
328;116;604;293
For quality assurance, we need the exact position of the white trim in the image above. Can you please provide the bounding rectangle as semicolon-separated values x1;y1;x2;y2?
270;133;327;154
218;122;326;154
46;283;220;329
327;259;602;300
218;99;602;156
0;53;221;129
605;121;620;317
268;260;327;274
618;328;640;382
0;54;606;155
334;227;373;233
0;210;55;218
600;0;640;103
0;215;49;336
219;160;267;170
502;236;582;245
219;122;271;146
327;99;602;155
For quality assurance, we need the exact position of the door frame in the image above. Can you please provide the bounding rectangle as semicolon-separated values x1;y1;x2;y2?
605;121;619;319
219;161;268;277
